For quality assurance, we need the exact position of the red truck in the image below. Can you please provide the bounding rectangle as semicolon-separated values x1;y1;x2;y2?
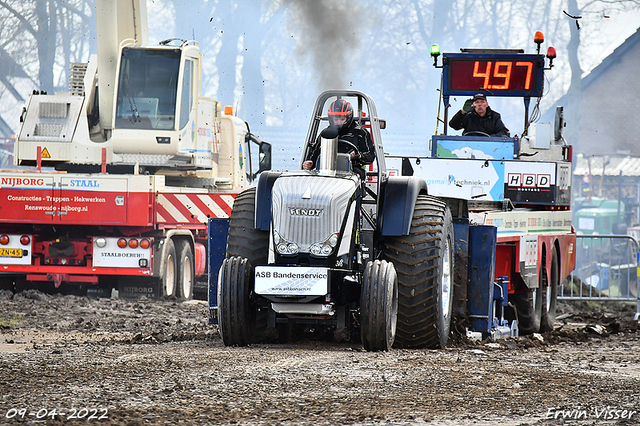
0;0;270;298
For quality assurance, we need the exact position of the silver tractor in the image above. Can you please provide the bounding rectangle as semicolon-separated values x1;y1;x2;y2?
217;90;454;351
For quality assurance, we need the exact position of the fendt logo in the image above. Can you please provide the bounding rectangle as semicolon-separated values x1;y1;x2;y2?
507;173;551;188
1;177;46;187
289;208;323;217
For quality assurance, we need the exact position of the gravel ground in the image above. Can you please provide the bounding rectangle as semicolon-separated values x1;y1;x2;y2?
0;289;639;425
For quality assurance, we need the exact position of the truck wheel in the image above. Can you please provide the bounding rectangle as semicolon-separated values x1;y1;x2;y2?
226;187;269;264
540;246;559;332
218;256;254;346
513;282;543;334
360;260;398;351
384;195;454;349
161;239;177;298
176;239;194;301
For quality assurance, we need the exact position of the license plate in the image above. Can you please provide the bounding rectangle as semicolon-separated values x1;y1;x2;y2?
255;266;328;296
0;248;23;258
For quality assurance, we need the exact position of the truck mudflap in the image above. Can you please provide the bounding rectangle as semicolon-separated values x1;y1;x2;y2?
208;217;230;324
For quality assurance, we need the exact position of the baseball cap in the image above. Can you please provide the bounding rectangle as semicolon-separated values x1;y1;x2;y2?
473;93;487;101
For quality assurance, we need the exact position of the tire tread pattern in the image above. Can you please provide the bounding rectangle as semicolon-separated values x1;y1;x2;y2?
383;195;453;349
540;246;559;332
226;187;269;264
361;260;397;351
223;187;269;343
161;239;177;299
219;256;252;346
176;239;194;301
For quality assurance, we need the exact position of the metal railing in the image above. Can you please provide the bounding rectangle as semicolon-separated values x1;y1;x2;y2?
561;234;640;320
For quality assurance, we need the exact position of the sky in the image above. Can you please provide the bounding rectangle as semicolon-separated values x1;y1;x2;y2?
2;1;640;169
143;2;640;157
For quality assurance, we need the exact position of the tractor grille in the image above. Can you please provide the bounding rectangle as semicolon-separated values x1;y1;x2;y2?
272;175;357;253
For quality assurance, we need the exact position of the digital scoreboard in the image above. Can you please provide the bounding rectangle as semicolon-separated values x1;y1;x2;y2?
442;53;545;98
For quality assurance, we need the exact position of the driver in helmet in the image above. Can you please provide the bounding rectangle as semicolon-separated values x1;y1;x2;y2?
303;99;375;177
449;93;509;137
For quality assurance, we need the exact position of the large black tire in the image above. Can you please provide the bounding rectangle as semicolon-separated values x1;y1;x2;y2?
224;187;269;340
360;260;398;352
176;239;194;301
218;256;253;346
513;280;543;335
384;195;454;349
226;187;269;264
161;239;177;298
540;246;559;332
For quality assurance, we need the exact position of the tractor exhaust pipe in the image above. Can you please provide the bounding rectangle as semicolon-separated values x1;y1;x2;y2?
318;136;338;175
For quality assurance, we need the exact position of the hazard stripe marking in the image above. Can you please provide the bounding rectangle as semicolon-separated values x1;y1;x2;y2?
197;195;230;219
156;193;237;223
220;194;236;212
165;194;199;222
156;195;189;223
175;194;208;223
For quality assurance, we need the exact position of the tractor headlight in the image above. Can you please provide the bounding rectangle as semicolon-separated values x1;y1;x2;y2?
274;231;299;256
277;242;299;255
310;233;339;258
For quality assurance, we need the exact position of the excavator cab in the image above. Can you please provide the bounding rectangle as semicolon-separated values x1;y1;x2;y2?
115;48;181;131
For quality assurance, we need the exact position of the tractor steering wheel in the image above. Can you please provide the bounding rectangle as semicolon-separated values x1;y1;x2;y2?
463;131;491;137
338;139;361;160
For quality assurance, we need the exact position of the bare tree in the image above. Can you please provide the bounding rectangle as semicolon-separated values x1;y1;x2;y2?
0;0;94;93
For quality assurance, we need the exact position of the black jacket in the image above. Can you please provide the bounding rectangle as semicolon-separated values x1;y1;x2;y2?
449;107;509;137
307;123;375;168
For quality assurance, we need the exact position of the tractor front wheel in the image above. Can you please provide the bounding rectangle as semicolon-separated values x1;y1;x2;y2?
360;260;398;351
218;256;254;346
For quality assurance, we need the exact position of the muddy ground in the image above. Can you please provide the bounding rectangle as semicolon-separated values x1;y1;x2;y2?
0;289;639;426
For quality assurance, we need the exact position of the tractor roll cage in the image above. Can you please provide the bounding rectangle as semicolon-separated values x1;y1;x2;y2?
302;90;389;205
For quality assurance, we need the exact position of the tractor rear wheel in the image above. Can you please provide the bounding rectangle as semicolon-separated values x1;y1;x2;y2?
218;256;254;346
226;187;269;264
360;260;398;351
384;195;454;349
224;187;269;340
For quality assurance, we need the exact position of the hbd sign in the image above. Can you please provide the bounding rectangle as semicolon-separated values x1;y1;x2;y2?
503;161;557;204
507;173;551;188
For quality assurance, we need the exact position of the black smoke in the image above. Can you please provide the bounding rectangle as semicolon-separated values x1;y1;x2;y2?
283;0;365;91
